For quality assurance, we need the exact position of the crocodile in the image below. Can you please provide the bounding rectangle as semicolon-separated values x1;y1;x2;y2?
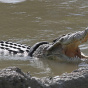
0;28;88;61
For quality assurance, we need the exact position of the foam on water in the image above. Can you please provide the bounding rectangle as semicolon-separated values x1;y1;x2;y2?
0;55;32;61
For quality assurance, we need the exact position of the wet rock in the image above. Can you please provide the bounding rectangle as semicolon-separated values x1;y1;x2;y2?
0;66;30;88
0;66;88;88
45;67;88;88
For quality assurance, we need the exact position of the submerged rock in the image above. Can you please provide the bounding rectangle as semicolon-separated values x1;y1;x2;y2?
0;66;88;88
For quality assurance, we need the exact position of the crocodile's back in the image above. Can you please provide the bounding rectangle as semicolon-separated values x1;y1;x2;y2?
0;41;30;57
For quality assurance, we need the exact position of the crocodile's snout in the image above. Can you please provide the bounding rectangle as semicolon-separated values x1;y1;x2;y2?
46;28;88;60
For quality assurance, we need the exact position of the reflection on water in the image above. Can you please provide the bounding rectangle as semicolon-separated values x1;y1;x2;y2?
0;0;88;77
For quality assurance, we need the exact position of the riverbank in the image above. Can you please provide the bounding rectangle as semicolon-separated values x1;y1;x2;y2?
0;66;88;88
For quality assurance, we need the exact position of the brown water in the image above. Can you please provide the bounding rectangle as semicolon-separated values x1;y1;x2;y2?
0;0;88;77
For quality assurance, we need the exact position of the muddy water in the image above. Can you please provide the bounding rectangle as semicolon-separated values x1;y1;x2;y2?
0;0;88;77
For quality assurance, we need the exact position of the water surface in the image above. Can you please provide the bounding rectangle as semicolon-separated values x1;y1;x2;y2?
0;0;88;77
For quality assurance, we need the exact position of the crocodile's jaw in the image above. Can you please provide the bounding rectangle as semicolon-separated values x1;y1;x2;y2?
46;44;82;60
62;43;82;58
47;28;88;59
63;30;88;58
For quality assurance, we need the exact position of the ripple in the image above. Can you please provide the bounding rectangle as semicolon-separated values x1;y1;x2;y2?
69;13;85;16
0;0;26;4
80;6;88;9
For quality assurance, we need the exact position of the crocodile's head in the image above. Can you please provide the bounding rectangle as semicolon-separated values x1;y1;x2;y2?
44;28;88;61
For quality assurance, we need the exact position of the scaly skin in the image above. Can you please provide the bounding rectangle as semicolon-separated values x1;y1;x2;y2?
32;28;88;61
0;28;88;62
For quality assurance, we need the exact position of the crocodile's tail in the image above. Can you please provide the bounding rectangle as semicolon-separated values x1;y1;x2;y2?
0;41;49;57
0;41;30;57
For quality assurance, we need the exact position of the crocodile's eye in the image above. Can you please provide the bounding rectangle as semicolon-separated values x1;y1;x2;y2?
60;38;64;42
